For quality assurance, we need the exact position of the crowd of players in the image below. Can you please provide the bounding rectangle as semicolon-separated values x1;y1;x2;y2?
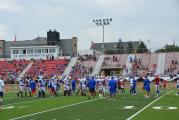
15;75;127;99
15;73;179;99
1;73;179;112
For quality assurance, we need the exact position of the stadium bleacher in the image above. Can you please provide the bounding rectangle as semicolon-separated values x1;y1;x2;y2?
27;59;70;78
70;55;97;78
0;59;30;83
102;53;179;77
165;52;179;74
1;52;179;83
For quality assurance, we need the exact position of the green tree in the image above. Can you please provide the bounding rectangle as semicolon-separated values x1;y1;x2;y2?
155;44;179;53
105;49;118;54
137;41;148;53
127;42;133;53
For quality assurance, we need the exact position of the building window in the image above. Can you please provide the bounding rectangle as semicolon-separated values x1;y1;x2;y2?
35;49;41;53
42;49;45;53
19;49;23;54
37;49;41;53
12;50;19;54
34;49;38;53
45;49;48;53
27;49;33;54
114;44;117;48
49;48;55;53
23;49;26;54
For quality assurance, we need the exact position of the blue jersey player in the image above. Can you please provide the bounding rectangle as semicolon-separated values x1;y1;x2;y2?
143;76;150;98
130;77;136;95
71;79;76;94
87;77;96;99
108;76;117;100
29;79;36;97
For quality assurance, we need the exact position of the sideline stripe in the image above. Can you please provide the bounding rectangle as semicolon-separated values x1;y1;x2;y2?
4;97;53;107
4;97;20;100
4;96;64;107
126;90;173;120
9;97;104;120
2;106;15;109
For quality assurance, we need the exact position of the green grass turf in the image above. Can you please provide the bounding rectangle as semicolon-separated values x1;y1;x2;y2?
133;90;179;120
0;84;179;120
19;93;155;120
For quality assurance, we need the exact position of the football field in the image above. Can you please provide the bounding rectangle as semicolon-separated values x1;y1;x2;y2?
1;84;179;120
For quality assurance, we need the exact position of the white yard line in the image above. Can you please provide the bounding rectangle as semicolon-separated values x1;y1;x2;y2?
2;106;15;109
126;90;173;120
4;97;36;101
9;97;103;120
4;97;19;100
3;97;56;107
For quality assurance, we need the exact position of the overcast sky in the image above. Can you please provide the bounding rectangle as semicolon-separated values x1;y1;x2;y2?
0;0;179;51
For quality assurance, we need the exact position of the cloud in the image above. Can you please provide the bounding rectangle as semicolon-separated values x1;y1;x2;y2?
78;27;98;50
81;0;128;8
0;0;178;51
81;0;150;12
0;0;21;12
78;26;117;50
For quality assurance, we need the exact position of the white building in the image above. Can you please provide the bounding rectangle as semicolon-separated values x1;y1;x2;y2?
10;45;61;60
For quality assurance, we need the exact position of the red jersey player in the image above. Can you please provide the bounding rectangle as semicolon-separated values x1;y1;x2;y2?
154;75;160;97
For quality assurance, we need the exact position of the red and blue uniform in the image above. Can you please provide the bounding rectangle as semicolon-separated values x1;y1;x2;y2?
30;80;36;94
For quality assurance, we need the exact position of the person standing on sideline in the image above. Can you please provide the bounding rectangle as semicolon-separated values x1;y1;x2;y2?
143;76;150;98
29;78;36;97
0;77;5;112
17;77;25;98
71;78;76;95
130;76;137;95
108;76;117;100
163;79;167;91
176;76;179;96
154;75;160;97
87;76;96;99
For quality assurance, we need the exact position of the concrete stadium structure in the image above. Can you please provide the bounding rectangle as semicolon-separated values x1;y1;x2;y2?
0;29;77;59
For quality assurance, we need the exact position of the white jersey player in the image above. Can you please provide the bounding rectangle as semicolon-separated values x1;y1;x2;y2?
38;79;46;98
63;76;72;96
98;77;104;96
17;78;24;98
177;77;179;96
0;78;4;112
52;77;60;96
79;77;86;96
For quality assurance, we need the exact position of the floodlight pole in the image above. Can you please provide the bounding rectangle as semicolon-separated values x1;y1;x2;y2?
93;18;112;53
173;38;176;61
102;25;104;53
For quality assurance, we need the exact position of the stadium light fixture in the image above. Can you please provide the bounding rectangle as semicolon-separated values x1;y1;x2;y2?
93;18;112;53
